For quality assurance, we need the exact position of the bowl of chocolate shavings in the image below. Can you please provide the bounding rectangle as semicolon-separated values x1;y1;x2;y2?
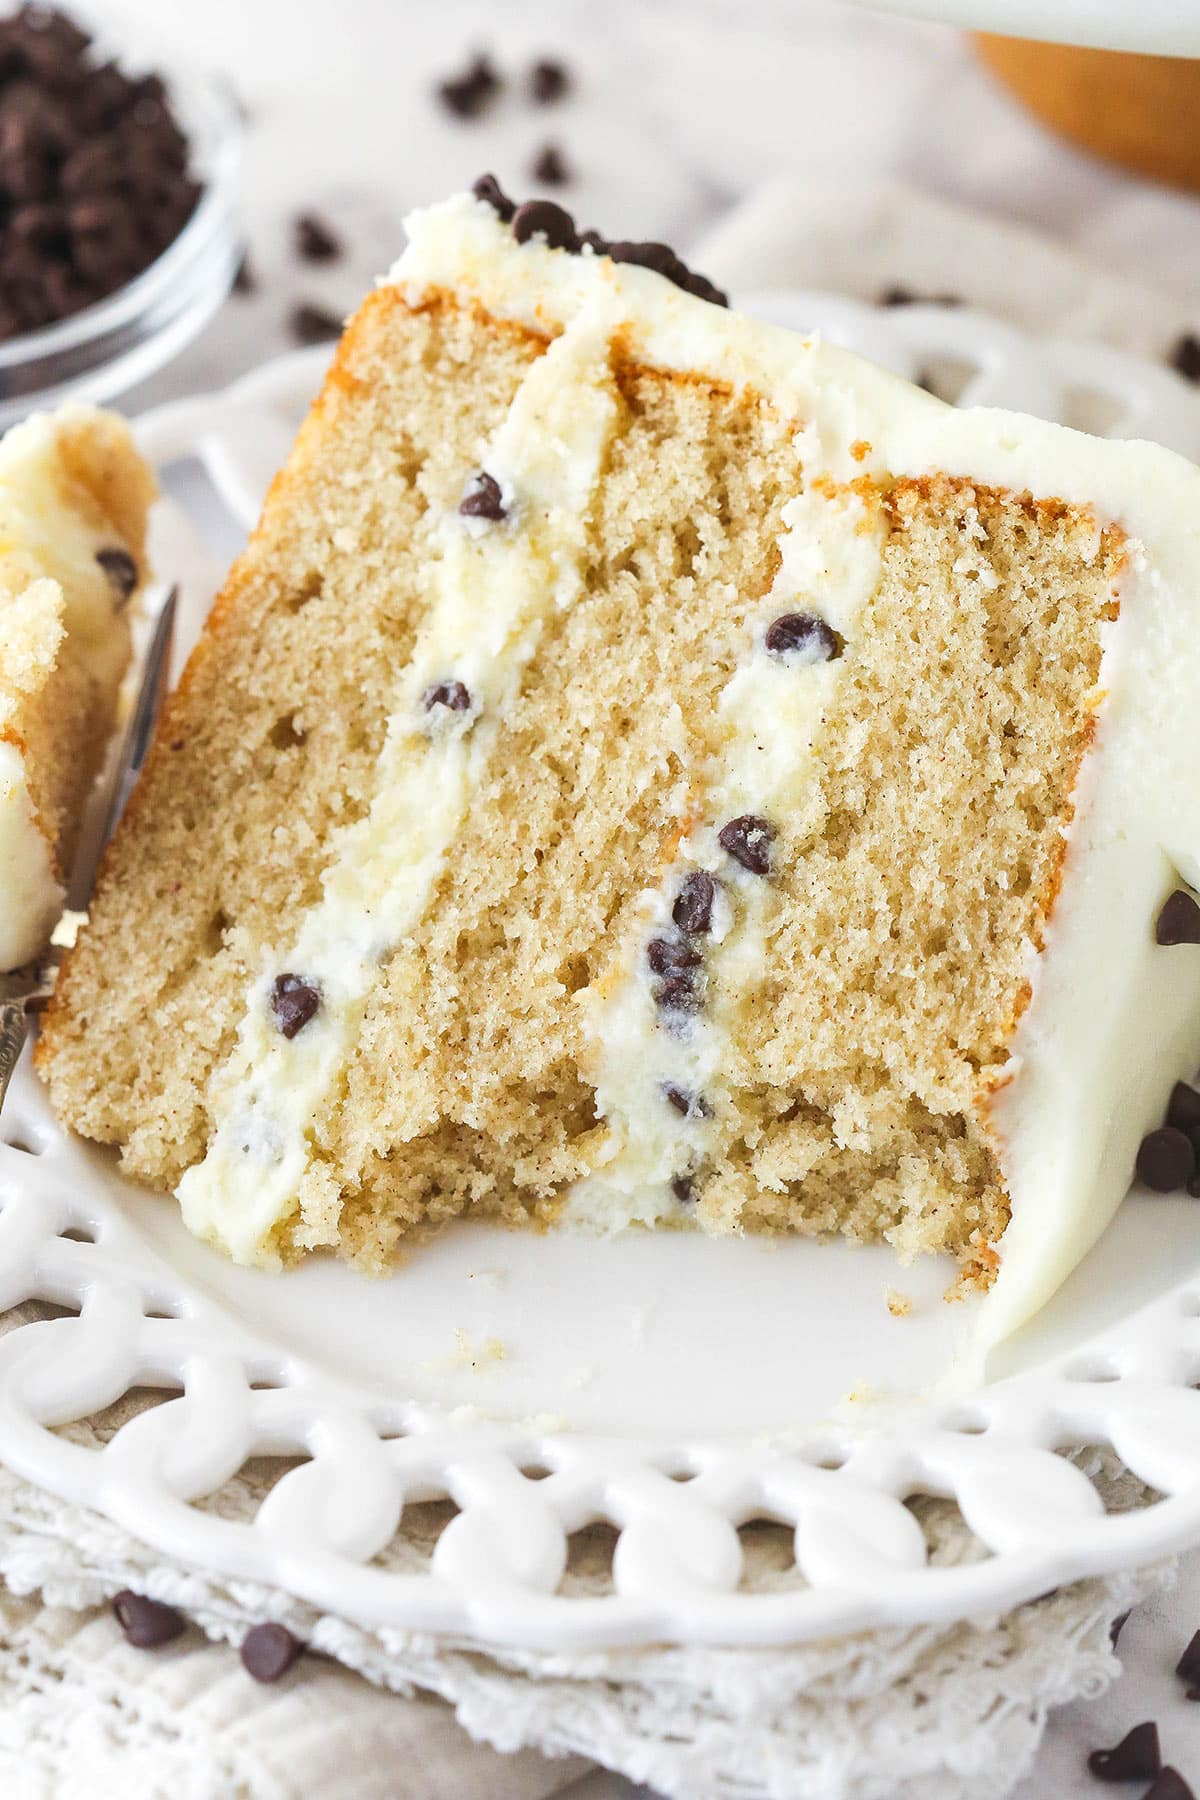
0;4;241;429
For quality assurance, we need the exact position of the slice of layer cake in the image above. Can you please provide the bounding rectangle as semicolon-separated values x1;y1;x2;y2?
36;184;1200;1344
0;407;155;971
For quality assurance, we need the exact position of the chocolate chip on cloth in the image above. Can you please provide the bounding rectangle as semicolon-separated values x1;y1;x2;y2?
95;545;137;605
1167;1083;1200;1137
270;973;320;1039
1135;1125;1195;1192
1156;889;1200;945
1169;333;1200;385
241;1621;304;1683
112;1590;187;1649
719;814;776;876
1086;1720;1160;1782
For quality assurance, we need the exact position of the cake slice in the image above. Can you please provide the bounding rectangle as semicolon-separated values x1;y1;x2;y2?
0;407;155;971
36;184;1200;1344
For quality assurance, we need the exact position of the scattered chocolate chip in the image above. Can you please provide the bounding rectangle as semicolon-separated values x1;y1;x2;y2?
1169;334;1200;385
531;141;569;186
472;171;515;222
530;58;569;104
878;285;962;308
241;1622;303;1683
671;1175;696;1203
1187;1687;1200;1702
459;469;506;520
647;936;701;979
578;227;610;256
719;815;776;877
1168;1083;1200;1136
436;52;500;120
1087;1721;1161;1782
1109;1610;1131;1649
1177;1629;1200;1685
232;249;256;295
1144;1773;1195;1800
653;972;701;1015
112;1590;186;1649
270;973;320;1039
672;871;716;937
1136;1126;1195;1192
764;612;843;663
294;210;340;264
423;679;472;713
662;1084;711;1120
288;301;342;345
95;545;137;604
1156;889;1200;946
511;197;578;250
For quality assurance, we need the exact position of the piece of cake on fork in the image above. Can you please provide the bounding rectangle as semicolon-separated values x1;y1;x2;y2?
36;180;1200;1345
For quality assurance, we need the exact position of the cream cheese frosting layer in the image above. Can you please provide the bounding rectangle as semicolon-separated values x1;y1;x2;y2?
179;302;622;1266
0;736;60;971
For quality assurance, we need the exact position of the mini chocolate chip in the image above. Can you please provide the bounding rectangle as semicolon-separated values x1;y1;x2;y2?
1156;889;1200;945
436;53;500;120
1169;333;1200;385
1087;1721;1160;1782
681;270;729;307
1109;1610;1131;1648
472;172;515;221
653;972;701;1014
531;141;569;186
672;871;716;937
578;227;610;255
609;239;684;281
1177;1629;1200;1684
241;1622;303;1683
113;1590;186;1649
96;545;137;604
1136;1126;1195;1192
671;1174;696;1203
459;470;506;520
764;611;843;663
423;679;472;713
646;936;701;978
288;301;342;345
511;197;577;250
270;973;320;1039
233;249;256;294
662;1084;711;1120
719;815;776;877
880;285;915;307
1143;1773;1195;1800
294;211;340;264
1168;1082;1200;1135
530;57;569;103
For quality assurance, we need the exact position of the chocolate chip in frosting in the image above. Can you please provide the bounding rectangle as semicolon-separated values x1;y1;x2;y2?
270;973;320;1039
765;611;843;663
1136;1125;1195;1192
241;1622;303;1683
1169;333;1200;385
647;936;700;978
1087;1720;1160;1782
671;1175;696;1203
511;197;578;250
458;469;506;520
719;815;776;876
662;1084;711;1120
672;871;716;937
1156;889;1200;945
653;972;701;1017
96;546;137;605
113;1590;186;1649
423;679;472;713
472;171;515;222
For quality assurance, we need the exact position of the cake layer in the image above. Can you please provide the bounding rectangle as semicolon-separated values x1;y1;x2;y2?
36;192;1200;1348
0;407;155;971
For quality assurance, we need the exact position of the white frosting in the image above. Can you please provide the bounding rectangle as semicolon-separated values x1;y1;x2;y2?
0;739;60;970
185;193;1200;1353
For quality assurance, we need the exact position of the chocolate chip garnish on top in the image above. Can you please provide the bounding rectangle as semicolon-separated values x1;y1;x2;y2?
1086;1720;1160;1783
459;469;506;521
672;870;716;937
423;679;472;714
719;815;776;877
1156;888;1200;946
472;171;515;222
530;57;570;104
270;973;320;1040
764;612;843;663
112;1589;186;1649
531;141;570;186
95;545;137;604
1169;333;1200;386
294;210;340;264
241;1621;303;1683
511;197;578;251
1135;1125;1195;1192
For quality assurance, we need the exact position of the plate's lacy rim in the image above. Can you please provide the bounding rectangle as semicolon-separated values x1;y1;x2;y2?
2;315;1199;1652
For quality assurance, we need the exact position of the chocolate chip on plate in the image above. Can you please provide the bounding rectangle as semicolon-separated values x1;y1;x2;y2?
672;871;716;937
1156;889;1200;945
436;51;500;120
1143;1773;1195;1800
288;301;342;345
764;612;843;663
531;141;569;186
1177;1628;1200;1685
1086;1720;1160;1782
458;469;506;520
1136;1125;1195;1192
1168;333;1200;385
511;197;578;250
270;973;320;1039
530;57;569;104
472;171;515;222
112;1590;186;1649
95;545;137;604
294;211;340;264
423;679;472;713
241;1621;303;1683
719;815;776;877
1167;1083;1200;1136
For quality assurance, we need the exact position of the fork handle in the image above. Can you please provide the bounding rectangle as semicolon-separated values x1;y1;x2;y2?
0;1000;28;1116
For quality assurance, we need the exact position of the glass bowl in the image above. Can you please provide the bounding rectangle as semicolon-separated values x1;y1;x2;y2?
0;58;242;432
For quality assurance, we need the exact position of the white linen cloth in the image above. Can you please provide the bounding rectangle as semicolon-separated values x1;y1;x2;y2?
2;181;1199;1800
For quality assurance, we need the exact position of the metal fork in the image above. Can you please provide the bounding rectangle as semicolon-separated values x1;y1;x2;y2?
0;585;179;1113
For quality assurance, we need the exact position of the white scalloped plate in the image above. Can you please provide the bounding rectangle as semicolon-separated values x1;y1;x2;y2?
3;297;1200;1651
